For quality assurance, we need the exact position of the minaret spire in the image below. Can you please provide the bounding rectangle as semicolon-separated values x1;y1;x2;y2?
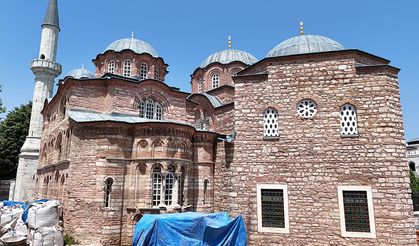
43;0;60;30
300;21;304;35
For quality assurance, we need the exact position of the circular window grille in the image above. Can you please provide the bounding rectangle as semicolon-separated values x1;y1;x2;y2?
297;99;317;118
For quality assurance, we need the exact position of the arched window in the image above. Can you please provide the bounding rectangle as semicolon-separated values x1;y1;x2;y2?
152;166;162;206
165;166;175;205
195;113;203;130
138;99;163;120
212;73;220;89
263;108;279;137
154;67;160;80
123;59;132;77
104;177;113;207
203;112;210;130
197;79;203;93
340;104;358;136
140;63;148;80
107;60;116;74
410;162;416;172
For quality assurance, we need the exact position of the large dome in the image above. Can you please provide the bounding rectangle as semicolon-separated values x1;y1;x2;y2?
105;38;158;57
267;35;345;57
66;67;95;79
201;49;258;68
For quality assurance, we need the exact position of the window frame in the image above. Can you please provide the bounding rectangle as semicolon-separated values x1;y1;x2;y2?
338;186;376;238
123;59;132;77
256;184;289;233
340;104;358;137
104;177;114;208
263;108;279;138
140;63;148;80
107;60;116;74
211;73;220;89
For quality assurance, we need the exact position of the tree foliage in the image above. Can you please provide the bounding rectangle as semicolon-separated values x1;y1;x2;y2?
410;170;419;192
0;85;6;114
0;102;31;179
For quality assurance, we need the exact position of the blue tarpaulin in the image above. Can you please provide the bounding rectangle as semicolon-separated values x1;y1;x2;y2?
132;212;247;246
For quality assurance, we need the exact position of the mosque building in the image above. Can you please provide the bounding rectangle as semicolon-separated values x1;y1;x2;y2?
13;0;416;245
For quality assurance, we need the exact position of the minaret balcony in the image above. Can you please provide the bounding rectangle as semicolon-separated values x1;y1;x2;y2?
31;59;62;76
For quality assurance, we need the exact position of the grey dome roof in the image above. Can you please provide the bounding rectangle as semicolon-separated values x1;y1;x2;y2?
66;68;95;79
267;35;345;57
105;38;158;57
201;49;258;68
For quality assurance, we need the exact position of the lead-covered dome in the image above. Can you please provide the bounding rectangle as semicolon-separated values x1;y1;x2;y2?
66;68;95;79
267;35;345;57
105;38;159;57
201;49;258;68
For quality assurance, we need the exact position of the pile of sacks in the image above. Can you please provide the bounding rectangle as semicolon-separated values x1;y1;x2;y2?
0;200;63;246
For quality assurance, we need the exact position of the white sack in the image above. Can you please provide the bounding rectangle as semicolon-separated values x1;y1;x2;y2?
30;226;63;246
0;207;23;228
0;217;27;244
27;201;60;229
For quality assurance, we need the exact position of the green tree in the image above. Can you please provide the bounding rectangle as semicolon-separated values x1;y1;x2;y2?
0;85;6;115
0;102;31;179
410;170;419;192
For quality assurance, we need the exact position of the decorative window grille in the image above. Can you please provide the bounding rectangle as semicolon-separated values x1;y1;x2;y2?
263;108;279;137
138;99;163;120
107;60;116;74
140;63;148;80
195;113;203;130
297;99;317;118
338;186;375;238
138;101;145;118
342;191;370;232
203;112;210;130
123;60;132;77
340;104;358;136
212;73;220;89
154;67;160;80
152;168;162;206
104;178;113;207
198;79;203;93
165;167;174;205
257;184;289;233
146;99;154;119
261;189;284;228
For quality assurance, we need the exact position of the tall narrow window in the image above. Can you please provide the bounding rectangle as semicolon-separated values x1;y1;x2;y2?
338;186;376;238
212;73;220;89
257;184;289;233
197;79;203;93
178;167;185;206
138;101;145;118
195;113;203;130
340;104;358;136
263;108;279;137
140;63;148;80
146;99;154;119
203;179;209;205
154;67;160;80
155;103;162;120
152;167;162;206
410;162;416;172
165;166;174;205
104;177;113;208
123;59;132;77
203;112;210;130
107;60;116;74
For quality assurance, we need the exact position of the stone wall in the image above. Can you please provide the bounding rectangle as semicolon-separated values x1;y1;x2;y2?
220;52;417;245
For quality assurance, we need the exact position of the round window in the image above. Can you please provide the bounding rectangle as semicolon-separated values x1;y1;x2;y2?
297;99;317;118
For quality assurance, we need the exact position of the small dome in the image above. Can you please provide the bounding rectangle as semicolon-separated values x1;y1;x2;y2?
200;49;258;68
267;35;345;57
66;68;95;79
105;38;158;57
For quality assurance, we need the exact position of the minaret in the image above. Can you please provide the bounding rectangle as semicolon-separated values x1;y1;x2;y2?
14;0;62;201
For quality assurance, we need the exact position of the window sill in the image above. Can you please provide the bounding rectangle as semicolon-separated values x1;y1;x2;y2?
258;226;289;234
340;134;359;138
263;136;280;141
341;231;376;238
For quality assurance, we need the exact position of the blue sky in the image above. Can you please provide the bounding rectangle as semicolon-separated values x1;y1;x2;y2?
0;0;418;140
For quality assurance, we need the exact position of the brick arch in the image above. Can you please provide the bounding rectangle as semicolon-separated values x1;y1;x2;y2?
151;139;165;158
336;97;362;110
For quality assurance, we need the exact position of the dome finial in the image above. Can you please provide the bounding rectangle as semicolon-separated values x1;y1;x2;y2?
81;64;84;69
299;21;304;35
228;35;232;49
131;31;135;39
